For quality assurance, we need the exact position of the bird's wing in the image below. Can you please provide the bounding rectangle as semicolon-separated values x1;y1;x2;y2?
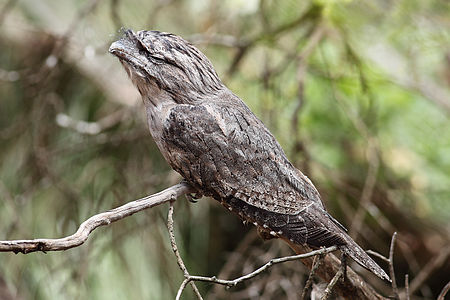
161;101;350;250
161;100;324;215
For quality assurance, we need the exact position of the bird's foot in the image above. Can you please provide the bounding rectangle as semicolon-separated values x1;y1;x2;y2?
186;192;203;203
180;180;203;203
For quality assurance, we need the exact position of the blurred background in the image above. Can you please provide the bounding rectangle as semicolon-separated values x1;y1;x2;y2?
0;0;449;299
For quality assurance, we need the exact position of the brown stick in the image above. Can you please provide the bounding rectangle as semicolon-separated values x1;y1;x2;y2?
320;264;344;300
167;201;203;300
301;254;324;300
0;182;194;253
409;245;450;295
0;181;388;300
284;239;388;300
176;246;338;300
389;232;400;300
437;280;450;300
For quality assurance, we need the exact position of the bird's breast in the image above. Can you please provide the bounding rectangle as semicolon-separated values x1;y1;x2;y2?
144;98;178;161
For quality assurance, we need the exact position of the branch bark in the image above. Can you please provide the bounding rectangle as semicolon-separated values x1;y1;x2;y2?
284;239;389;300
0;181;388;299
176;246;338;300
167;201;203;300
0;182;194;253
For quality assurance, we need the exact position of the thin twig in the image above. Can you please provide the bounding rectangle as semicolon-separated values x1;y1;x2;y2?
55;109;127;135
300;254;324;300
366;250;390;263
389;232;400;300
176;246;338;299
285;240;389;300
176;279;191;300
167;202;203;300
225;3;321;78
320;262;344;300
0;182;194;253
437;280;450;300
396;240;433;298
404;274;410;300
409;245;450;295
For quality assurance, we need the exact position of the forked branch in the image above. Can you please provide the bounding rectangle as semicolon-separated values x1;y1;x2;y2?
0;182;388;300
175;246;338;300
0;182;194;253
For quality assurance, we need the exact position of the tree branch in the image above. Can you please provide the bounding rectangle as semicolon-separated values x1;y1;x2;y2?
0;180;389;299
176;246;338;300
438;280;450;300
389;232;400;300
301;254;325;300
0;182;194;253
167;201;203;300
320;260;344;300
409;244;450;295
284;239;389;300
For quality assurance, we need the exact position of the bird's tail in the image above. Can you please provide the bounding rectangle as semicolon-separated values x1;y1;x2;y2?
341;235;391;282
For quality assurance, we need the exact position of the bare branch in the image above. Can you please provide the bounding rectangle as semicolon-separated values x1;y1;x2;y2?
167;202;203;300
55;109;127;135
176;246;338;299
389;232;400;300
0;182;194;253
404;274;410;300
224;3;322;78
0;179;386;300
438;280;450;300
320;263;344;300
176;279;191;300
301;254;324;300
409;245;450;295
285;240;389;300
366;250;390;263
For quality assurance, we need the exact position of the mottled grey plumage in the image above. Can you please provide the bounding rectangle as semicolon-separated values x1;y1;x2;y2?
109;29;390;281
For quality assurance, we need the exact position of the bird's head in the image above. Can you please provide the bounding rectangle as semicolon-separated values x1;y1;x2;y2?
109;30;223;104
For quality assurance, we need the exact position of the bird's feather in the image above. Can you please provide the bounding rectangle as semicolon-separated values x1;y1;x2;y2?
110;29;391;282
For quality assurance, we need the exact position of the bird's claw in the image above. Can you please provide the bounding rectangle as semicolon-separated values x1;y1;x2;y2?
186;192;203;203
180;180;203;203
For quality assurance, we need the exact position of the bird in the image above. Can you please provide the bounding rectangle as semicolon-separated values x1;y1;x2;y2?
109;29;390;282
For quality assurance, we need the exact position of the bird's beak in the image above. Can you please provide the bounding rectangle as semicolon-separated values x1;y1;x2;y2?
109;29;135;60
